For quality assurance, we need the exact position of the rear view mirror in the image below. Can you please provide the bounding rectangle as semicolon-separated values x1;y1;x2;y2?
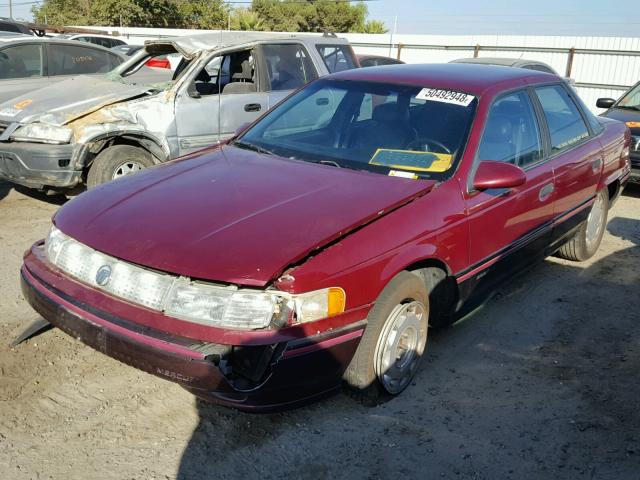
596;98;615;109
473;161;526;191
316;97;329;106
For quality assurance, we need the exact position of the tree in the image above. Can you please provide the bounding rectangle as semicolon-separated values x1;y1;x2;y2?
251;0;373;33
230;8;265;31
32;0;228;28
363;20;388;34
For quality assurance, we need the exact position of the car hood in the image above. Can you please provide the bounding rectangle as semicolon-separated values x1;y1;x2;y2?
54;145;436;287
601;107;640;135
0;76;152;126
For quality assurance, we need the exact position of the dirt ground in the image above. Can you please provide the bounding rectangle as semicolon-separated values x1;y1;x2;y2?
0;180;638;480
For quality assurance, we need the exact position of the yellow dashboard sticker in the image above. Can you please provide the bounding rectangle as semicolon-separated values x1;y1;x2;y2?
370;148;454;173
14;99;32;109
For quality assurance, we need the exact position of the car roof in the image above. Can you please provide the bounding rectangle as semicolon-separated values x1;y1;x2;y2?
144;31;349;59
0;36;124;53
328;63;557;96
58;33;124;40
451;57;554;68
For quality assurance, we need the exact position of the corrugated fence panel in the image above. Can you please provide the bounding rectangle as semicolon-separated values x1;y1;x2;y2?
78;27;639;113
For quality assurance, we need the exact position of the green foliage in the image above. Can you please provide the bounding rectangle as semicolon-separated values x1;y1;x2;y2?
250;0;379;33
31;0;386;32
32;0;228;28
363;20;388;34
230;9;265;31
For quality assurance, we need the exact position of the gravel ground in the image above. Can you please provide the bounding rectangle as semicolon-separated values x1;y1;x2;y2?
0;180;639;480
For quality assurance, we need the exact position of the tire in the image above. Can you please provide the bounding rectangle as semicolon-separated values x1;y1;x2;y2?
556;188;609;261
344;271;429;397
87;145;155;188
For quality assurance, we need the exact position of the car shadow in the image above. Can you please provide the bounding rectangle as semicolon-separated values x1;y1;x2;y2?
176;216;640;479
622;181;640;198
0;181;67;205
0;180;10;202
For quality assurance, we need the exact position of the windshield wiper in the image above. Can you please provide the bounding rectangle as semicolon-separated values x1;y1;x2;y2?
617;105;640;111
318;160;342;168
233;140;274;156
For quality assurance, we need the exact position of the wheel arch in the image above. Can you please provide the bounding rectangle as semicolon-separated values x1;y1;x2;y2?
77;131;170;173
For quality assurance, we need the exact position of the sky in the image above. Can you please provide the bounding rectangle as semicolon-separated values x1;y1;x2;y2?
2;0;640;37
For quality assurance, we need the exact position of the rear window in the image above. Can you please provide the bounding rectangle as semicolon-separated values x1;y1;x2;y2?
49;44;122;76
316;44;357;73
535;85;589;153
263;44;317;91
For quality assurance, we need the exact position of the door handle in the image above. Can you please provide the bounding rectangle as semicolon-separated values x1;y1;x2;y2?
539;183;554;202
244;103;262;112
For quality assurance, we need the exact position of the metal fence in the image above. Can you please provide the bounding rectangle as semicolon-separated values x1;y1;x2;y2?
79;27;640;112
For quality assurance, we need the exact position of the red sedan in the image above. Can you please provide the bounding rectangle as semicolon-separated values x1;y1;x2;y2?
21;64;631;411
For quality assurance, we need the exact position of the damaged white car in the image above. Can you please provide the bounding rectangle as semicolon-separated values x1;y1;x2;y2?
0;31;356;192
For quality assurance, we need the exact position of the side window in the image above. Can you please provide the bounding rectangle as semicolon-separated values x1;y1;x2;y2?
49;44;121;76
263;44;317;91
264;86;347;137
535;85;589;153
193;49;255;96
478;91;543;167
316;44;357;73
0;44;43;79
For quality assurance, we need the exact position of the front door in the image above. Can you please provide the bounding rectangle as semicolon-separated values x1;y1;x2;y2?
175;48;269;154
461;89;556;304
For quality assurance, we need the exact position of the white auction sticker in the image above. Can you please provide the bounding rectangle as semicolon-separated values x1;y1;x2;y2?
416;88;475;107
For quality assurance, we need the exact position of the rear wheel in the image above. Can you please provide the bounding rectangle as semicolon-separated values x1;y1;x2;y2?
87;145;155;188
344;271;429;396
556;188;609;261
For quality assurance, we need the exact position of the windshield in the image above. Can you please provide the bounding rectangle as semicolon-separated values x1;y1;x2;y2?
107;50;191;89
617;83;640;109
238;79;477;179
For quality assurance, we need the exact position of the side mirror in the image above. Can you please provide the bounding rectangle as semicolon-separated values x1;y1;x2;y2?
596;97;615;109
234;122;251;137
473;161;526;191
187;82;201;99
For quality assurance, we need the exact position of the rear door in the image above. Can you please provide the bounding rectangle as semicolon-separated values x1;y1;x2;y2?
260;43;319;109
532;84;603;242
0;42;47;104
462;89;555;300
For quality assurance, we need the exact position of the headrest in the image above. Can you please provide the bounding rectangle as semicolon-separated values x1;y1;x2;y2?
494;100;523;117
232;59;253;81
372;102;401;123
484;115;513;143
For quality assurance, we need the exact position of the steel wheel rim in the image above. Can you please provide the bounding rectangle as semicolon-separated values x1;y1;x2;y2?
113;161;144;179
585;193;605;249
374;300;428;394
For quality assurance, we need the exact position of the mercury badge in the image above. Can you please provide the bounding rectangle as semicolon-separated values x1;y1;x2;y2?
95;265;112;286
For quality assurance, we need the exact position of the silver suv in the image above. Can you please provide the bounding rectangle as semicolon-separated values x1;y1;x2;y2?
0;32;357;191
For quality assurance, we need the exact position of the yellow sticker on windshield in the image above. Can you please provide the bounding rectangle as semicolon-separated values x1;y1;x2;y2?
13;99;32;109
370;149;454;173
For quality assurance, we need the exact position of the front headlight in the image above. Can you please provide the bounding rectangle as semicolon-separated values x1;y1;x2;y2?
11;123;73;144
44;227;346;329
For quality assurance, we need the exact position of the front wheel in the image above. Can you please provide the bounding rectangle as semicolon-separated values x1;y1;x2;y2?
87;145;155;188
344;271;429;396
556;188;609;261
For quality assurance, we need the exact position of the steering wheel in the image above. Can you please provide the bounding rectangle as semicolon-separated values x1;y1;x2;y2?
406;137;451;154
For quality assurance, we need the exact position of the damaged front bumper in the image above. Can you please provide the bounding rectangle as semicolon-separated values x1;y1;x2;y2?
0;141;81;189
21;247;368;412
